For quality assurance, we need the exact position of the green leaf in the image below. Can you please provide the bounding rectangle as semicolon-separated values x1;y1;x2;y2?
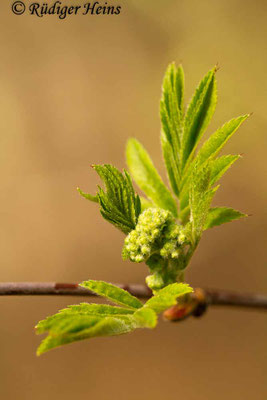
80;280;143;310
133;307;157;328
36;306;158;355
179;115;249;209
180;155;240;213
126;138;178;217
36;313;99;335
37;315;135;355
147;293;178;312
156;282;193;297
63;303;135;316
195;115;249;165
160;63;185;195
162;62;184;115
182;67;217;168
145;283;193;313
36;298;160;355
204;207;247;230
36;298;159;355
161;130;180;196
189;162;218;242
210;155;240;185
36;282;192;354
36;304;134;335
77;187;98;203
93;164;141;234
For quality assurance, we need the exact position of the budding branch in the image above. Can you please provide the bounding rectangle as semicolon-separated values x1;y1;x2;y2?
0;282;266;321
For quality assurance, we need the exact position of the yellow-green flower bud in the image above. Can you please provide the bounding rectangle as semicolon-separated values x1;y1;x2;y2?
122;207;189;269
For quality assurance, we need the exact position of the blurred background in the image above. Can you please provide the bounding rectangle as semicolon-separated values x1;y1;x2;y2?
0;0;266;399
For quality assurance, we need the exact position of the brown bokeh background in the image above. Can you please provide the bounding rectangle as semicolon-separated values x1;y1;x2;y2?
0;1;266;399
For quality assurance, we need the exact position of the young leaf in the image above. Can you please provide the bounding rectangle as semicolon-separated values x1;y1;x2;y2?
77;187;98;203
36;304;134;335
36;298;161;355
63;303;134;316
162;62;184;115
80;280;143;310
156;282;193;297
126;138;178;217
179;115;249;205
36;303;160;355
133;307;157;328
210;155;240;185
160;63;185;195
189;162;217;242
182;67;217;168
93;164;141;234
161;130;181;196
36;282;194;355
180;155;240;213
37;315;135;356
145;283;193;313
36;312;99;335
204;207;247;230
192;115;248;169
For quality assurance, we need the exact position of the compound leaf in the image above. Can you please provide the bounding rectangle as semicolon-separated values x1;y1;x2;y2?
36;305;160;355
92;164;141;234
37;315;135;355
36;281;193;355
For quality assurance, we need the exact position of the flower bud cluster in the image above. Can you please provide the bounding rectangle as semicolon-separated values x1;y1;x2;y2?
122;208;187;263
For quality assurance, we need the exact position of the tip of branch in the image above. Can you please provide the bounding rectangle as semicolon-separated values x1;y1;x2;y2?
163;289;208;322
214;63;220;73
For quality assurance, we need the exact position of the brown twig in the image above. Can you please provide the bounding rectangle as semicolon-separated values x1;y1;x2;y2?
0;282;152;298
0;282;266;320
